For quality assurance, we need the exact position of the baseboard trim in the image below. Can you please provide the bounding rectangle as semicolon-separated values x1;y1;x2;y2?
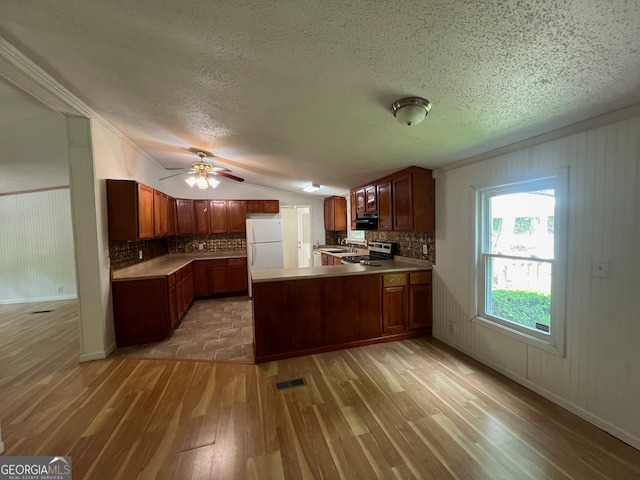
0;295;77;305
79;342;116;363
433;333;640;452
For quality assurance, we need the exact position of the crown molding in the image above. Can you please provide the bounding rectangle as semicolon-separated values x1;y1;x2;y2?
0;37;163;169
435;103;640;175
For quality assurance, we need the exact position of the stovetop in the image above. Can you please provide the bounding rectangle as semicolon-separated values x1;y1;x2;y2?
341;242;396;265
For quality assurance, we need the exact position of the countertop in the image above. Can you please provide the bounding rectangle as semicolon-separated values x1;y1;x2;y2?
111;251;247;281
252;256;431;283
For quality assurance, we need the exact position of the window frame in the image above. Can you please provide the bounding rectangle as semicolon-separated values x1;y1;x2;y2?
472;169;568;356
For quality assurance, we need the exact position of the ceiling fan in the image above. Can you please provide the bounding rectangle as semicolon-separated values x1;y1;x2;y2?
159;151;244;189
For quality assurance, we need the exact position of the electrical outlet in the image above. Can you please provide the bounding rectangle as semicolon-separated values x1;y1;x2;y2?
58;286;63;294
592;258;609;278
449;320;455;334
139;250;143;260
198;243;204;251
422;244;428;255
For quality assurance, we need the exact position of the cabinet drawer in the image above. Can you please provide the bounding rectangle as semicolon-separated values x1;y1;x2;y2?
410;271;432;285
383;273;407;287
209;259;228;267
228;257;247;266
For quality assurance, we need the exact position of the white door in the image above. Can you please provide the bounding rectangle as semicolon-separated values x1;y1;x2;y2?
297;207;311;267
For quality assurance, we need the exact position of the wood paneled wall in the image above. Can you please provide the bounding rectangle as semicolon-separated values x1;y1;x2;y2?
0;188;77;303
433;115;640;449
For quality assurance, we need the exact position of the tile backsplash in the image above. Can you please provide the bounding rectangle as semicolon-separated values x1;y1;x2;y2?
109;238;169;270
325;230;347;245
168;233;246;253
365;231;435;264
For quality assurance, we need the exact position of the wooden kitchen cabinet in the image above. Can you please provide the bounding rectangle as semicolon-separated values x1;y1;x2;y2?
365;185;377;212
227;200;247;232
246;199;279;214
350;191;357;230
392;169;435;232
209;200;227;233
355;188;366;214
324;196;347;231
176;199;195;235
153;190;169;237
106;180;155;241
376;180;392;231
409;271;432;330
168;197;177;236
194;200;211;234
382;274;409;334
193;257;248;297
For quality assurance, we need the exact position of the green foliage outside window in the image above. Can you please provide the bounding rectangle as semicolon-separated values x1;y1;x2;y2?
491;290;551;328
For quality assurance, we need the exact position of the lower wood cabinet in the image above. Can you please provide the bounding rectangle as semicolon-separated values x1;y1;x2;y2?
193;257;248;297
382;270;432;335
112;263;194;347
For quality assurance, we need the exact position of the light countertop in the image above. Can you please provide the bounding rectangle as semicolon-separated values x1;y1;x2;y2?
252;256;431;283
111;251;247;281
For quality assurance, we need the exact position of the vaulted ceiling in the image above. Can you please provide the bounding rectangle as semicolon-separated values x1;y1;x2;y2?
1;1;640;195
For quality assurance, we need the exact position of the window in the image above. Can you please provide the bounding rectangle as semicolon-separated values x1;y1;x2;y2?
474;170;567;355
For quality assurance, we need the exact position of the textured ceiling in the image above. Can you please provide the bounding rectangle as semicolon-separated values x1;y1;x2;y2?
1;0;639;196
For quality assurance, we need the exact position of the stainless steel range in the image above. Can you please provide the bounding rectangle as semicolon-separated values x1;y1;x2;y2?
341;241;395;265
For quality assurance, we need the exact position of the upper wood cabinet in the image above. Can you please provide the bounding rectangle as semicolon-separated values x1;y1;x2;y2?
355;188;366;214
194;200;210;234
246;200;280;214
392;169;434;232
167;197;177;236
350;191;357;230
350;166;435;233
365;185;377;213
209;200;227;233
106;180;155;241
376;181;392;231
176;199;195;235
324;196;347;231
153;190;169;237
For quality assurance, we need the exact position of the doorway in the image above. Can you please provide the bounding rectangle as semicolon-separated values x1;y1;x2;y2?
281;205;312;268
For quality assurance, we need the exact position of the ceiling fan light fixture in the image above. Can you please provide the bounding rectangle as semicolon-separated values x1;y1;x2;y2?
391;97;432;126
185;176;197;187
208;177;220;188
196;175;209;189
303;183;320;192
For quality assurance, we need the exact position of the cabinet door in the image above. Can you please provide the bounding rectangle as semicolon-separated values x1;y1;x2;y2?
209;260;229;293
350;191;357;230
209;200;228;233
176;199;195;235
153;191;169;237
194;200;210;234
137;183;155;239
321;253;329;265
246;200;262;213
409;283;432;329
193;260;210;297
392;173;413;231
377;181;393;231
168;197;177;236
324;197;334;230
355;188;366;214
365;185;377;213
227;200;246;233
263;200;279;213
382;274;408;334
228;258;248;292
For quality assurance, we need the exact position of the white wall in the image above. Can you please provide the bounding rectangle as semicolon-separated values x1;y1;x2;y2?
433;115;640;449
0;189;77;303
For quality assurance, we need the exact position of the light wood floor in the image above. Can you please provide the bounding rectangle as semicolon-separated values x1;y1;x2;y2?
1;300;640;479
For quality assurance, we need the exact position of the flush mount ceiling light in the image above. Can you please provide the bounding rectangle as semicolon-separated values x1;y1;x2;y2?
303;183;320;192
391;97;432;126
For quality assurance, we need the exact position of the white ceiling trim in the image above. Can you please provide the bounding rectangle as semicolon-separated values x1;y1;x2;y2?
0;37;163;170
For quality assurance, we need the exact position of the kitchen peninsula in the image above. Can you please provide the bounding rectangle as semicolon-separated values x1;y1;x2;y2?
251;257;432;363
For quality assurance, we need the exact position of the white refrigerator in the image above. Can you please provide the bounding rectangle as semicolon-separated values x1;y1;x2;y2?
246;218;284;296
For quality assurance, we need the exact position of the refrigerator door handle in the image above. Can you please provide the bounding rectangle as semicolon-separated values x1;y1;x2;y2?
252;245;256;266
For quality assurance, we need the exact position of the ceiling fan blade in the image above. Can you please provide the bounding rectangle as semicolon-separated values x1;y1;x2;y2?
163;167;190;171
215;171;245;182
159;172;187;180
212;166;232;173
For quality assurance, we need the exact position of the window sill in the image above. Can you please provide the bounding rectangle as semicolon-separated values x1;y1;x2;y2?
471;316;565;357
